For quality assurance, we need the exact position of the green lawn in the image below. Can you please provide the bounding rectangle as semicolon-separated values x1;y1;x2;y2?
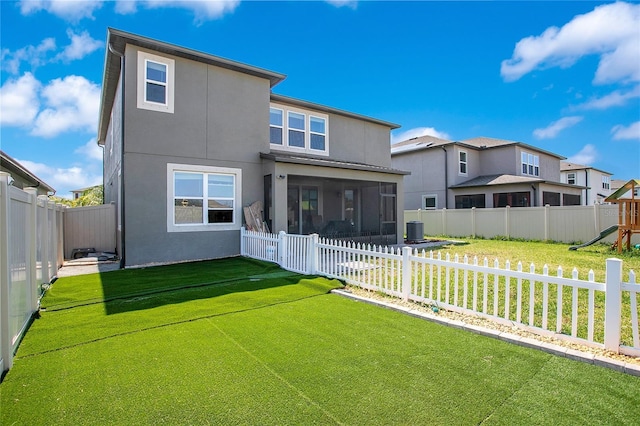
2;257;639;425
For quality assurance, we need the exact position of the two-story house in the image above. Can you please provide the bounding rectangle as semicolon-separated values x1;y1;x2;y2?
391;135;583;210
560;162;613;205
97;28;407;268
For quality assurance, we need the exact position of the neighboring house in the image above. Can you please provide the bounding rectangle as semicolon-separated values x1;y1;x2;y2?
391;136;583;210
0;150;55;196
70;186;93;200
560;162;613;205
98;28;407;268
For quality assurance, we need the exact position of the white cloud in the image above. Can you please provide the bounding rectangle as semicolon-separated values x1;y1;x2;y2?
17;158;102;195
0;73;41;127
74;138;104;161
391;127;451;144
566;144;598;165
55;29;103;62
501;2;640;84
611;121;640;141
1;37;56;74
32;75;101;138
572;85;640;111
19;0;104;21
533;116;583;139
115;0;240;22
325;0;357;8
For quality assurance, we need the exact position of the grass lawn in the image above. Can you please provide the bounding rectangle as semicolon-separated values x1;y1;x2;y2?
2;257;639;425
429;238;640;281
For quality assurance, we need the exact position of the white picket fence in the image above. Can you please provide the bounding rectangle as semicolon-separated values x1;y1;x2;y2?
240;227;640;357
0;173;65;373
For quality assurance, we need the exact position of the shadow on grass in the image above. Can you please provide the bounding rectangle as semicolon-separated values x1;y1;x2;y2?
97;257;312;315
42;257;306;314
102;273;311;315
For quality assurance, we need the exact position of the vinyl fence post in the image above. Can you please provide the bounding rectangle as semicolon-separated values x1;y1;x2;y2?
37;196;50;285
25;188;38;312
402;246;412;302
471;207;476;238
0;173;13;371
604;258;622;353
505;206;510;239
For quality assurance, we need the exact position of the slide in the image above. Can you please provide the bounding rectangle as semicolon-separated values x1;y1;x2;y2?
568;225;618;251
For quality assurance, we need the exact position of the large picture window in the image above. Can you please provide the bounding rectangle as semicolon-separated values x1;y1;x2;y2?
137;51;174;113
270;103;328;155
167;164;241;232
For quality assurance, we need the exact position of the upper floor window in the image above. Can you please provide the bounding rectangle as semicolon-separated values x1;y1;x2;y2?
270;103;328;155
602;176;610;190
270;108;283;145
521;152;539;177
567;172;576;185
458;150;467;175
167;163;241;232
137;51;175;114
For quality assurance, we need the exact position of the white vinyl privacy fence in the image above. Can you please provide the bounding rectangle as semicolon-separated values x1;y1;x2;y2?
0;173;65;372
404;204;637;244
241;228;640;357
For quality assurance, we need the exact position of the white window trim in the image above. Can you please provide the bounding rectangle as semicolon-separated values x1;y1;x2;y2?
567;172;576;185
521;151;540;177
137;51;175;114
422;194;437;210
269;107;284;145
270;102;329;156
458;150;468;176
167;163;242;233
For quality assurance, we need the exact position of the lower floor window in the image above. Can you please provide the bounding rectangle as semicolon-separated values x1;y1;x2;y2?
455;194;485;209
493;192;530;207
168;163;241;232
543;191;560;206
563;193;581;206
422;195;437;210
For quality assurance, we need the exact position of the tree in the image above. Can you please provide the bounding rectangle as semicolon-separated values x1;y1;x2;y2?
50;185;104;207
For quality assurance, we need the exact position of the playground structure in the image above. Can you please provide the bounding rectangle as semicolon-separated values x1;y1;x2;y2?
605;179;640;253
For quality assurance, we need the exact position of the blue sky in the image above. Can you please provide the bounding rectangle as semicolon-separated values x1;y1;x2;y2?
1;0;639;198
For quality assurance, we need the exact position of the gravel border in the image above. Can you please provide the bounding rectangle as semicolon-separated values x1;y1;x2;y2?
333;286;640;376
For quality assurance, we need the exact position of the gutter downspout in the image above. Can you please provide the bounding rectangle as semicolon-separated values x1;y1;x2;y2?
109;42;126;268
585;169;589;205
441;146;448;209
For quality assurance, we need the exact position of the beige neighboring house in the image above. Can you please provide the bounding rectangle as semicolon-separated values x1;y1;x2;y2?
391;136;584;210
0;150;55;196
70;186;94;200
560;162;613;205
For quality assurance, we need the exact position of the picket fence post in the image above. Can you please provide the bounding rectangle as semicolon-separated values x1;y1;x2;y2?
604;258;623;353
0;173;12;371
278;231;286;268
402;246;412;301
240;227;246;256
309;234;319;275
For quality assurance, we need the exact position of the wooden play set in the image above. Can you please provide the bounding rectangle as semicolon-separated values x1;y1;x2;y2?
605;179;640;252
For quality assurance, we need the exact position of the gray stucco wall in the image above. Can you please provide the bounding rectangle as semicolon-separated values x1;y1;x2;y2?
391;148;448;210
120;45;270;266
